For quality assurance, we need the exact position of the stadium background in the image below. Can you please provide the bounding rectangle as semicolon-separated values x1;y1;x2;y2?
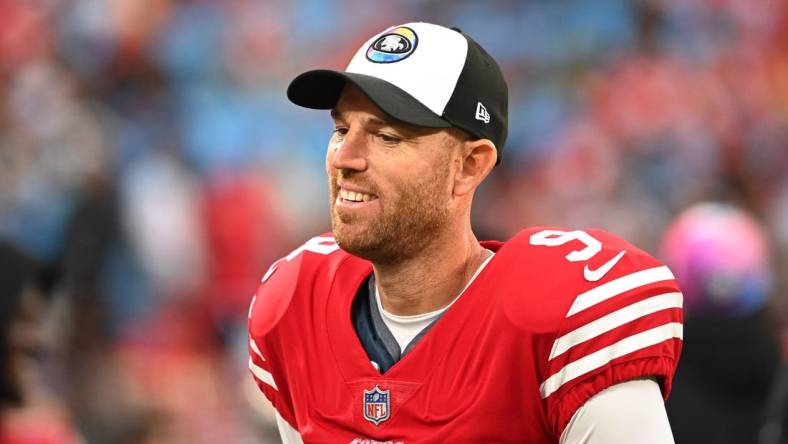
1;0;787;442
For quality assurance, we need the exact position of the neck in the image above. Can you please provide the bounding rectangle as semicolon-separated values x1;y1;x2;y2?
373;226;489;316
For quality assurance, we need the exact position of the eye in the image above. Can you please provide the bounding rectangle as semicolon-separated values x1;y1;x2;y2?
377;132;401;144
332;127;348;139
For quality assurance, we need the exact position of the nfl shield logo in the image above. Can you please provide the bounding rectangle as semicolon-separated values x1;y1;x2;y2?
363;385;390;425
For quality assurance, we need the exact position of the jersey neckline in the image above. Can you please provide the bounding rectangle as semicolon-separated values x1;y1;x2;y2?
324;241;504;383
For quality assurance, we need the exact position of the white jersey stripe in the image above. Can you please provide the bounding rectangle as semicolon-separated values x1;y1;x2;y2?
276;411;304;444
249;357;278;390
549;292;683;360
567;266;675;316
539;322;683;399
248;295;256;319
250;337;265;362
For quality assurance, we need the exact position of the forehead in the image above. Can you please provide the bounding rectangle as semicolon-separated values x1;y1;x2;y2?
331;85;440;135
332;85;385;118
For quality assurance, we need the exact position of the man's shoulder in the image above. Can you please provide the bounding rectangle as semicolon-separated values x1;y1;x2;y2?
491;227;682;437
247;233;367;338
489;226;675;332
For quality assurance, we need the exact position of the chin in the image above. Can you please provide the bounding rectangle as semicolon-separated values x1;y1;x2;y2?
332;223;366;253
332;223;380;260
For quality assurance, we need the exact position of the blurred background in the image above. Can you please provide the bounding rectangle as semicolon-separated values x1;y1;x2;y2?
0;0;786;443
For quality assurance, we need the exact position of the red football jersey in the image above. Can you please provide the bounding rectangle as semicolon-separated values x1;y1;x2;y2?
248;227;683;443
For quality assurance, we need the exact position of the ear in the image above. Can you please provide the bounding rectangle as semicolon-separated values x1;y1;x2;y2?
453;138;497;197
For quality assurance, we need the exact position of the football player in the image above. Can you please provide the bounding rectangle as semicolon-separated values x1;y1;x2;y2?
248;22;683;443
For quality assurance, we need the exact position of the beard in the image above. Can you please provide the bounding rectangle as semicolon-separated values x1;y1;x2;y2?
328;163;452;264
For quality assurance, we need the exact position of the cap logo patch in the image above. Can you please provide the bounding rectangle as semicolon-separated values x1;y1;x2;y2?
366;27;418;63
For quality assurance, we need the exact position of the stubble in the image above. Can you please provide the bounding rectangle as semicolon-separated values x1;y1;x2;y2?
329;160;453;265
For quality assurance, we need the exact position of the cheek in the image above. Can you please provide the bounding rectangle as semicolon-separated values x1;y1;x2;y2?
383;168;427;203
405;162;453;202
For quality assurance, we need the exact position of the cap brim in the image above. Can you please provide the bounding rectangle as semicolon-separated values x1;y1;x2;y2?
286;70;450;129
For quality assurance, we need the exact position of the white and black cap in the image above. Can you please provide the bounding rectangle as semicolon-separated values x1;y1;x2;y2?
287;22;509;164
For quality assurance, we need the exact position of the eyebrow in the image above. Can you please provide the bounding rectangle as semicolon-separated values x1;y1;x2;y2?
330;109;389;127
330;109;423;138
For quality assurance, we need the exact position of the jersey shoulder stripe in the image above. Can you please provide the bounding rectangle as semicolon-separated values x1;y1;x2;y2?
540;322;683;398
500;227;684;438
568;265;675;316
538;260;682;401
249;337;277;390
549;291;682;360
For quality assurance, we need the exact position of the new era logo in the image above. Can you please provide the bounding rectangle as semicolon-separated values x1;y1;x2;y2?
475;102;490;123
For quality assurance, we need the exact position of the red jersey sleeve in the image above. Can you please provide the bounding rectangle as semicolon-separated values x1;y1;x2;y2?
247;234;342;431
248;332;292;424
247;257;299;430
508;228;684;439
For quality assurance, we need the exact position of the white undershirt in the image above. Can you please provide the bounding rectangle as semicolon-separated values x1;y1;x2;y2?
560;378;674;443
376;250;495;352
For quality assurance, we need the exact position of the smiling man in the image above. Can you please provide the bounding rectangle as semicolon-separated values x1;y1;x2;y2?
248;22;683;443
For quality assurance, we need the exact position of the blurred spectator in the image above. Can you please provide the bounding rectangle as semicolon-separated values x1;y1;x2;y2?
0;240;81;443
200;170;291;332
661;202;780;444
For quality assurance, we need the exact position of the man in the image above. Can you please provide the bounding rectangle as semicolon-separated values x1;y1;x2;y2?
0;241;43;412
0;240;81;443
248;22;683;443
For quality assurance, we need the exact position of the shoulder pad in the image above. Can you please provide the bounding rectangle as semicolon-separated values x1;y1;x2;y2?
248;234;348;338
499;227;679;332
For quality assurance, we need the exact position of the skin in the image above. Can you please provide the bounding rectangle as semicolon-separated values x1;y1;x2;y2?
326;85;497;316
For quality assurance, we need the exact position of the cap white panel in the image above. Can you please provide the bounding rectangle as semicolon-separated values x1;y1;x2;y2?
346;22;468;116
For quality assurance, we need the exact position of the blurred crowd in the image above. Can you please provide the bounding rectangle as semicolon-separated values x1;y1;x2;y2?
0;0;786;442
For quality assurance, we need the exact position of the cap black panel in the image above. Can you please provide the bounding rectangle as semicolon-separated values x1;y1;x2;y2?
287;70;450;128
442;34;508;164
287;70;347;109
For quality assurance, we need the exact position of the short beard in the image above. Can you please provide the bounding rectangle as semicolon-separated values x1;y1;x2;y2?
329;163;452;265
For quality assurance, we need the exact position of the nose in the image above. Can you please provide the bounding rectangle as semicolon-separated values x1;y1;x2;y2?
330;129;368;172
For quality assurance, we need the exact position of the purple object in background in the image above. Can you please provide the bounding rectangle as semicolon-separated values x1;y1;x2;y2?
661;202;772;317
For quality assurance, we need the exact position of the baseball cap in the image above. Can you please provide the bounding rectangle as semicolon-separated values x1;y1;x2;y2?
287;22;509;164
